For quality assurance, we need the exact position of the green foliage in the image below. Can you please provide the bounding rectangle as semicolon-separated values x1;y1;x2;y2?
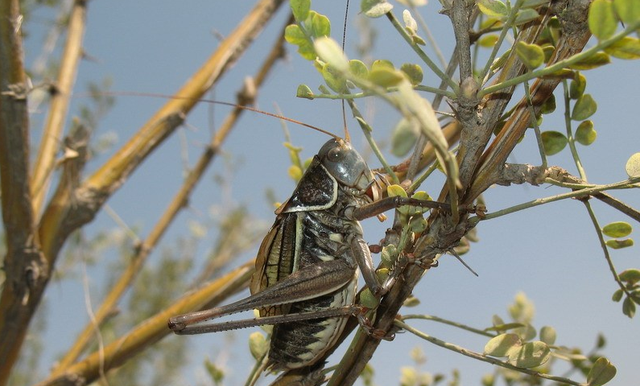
575;120;597;146
626;153;640;177
589;0;618;40
361;0;393;18
571;94;598;121
516;42;545;69
540;131;567;156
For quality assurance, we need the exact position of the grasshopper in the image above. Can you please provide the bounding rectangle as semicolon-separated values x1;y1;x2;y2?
169;135;449;384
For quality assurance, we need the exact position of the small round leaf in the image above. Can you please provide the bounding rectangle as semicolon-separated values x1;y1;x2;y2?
508;341;551;368
570;73;587;99
589;0;618;40
249;332;268;359
516;41;545;69
349;59;369;79
314;37;349;72
605;239;634;249
400;63;424;86
572;94;598;121
541;131;568;155
310;12;331;38
604;37;640;60
478;0;508;17
361;0;393;18
391;118;419;157
484;333;522;357
575;120;597;145
587;357;617;386
289;0;310;22
619;268;640;284
612;289;624;302
623;296;636;318
613;0;640;25
360;288;380;308
602;221;632;237
296;84;314;99
625;152;640;178
539;326;557;345
368;68;405;88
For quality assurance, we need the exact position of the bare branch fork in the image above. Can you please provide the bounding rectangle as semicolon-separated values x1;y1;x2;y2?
0;0;287;385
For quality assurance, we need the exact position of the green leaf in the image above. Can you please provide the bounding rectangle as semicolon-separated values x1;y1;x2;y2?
539;326;557;345
514;9;540;25
387;184;408;198
484;334;521;357
540;94;556;115
368;68;405;87
522;0;550;8
575;120;597;145
479;34;499;48
569;52;612;70
589;0;618;40
572;94;597;120
508;341;551;368
623;296;636;317
587;357;617;386
602;221;632;237
541;131;568;155
513;323;537;341
314;37;349;72
391;118;419;157
400;63;424;85
289;0;310;21
321;64;347;93
359;288;380;308
569;72;587;99
248;332;268;360
296;84;314;99
619;268;640;284
626;152;640;177
403;9;417;31
485;322;525;332
349;59;369;80
361;0;393;18
604;37;640;59
516;41;545;69
612;288;624;302
613;0;640;25
409;216;428;233
371;59;395;71
310;12;331;38
606;239;634;249
284;24;316;60
478;0;508;17
288;165;303;181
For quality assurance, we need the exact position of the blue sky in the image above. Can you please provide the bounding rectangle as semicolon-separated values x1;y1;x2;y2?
22;1;640;385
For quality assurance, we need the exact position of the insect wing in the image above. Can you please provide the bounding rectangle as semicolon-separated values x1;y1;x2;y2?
251;213;300;318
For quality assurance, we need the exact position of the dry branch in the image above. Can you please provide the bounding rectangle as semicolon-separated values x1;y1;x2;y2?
30;0;87;216
37;262;254;386
0;0;286;384
48;14;291;376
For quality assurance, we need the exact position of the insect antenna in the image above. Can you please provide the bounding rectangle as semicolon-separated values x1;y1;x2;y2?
340;0;352;144
73;90;340;140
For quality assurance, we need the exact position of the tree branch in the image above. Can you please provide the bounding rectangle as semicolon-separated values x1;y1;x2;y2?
36;262;254;386
47;14;291;375
30;0;87;217
467;0;593;202
0;1;48;384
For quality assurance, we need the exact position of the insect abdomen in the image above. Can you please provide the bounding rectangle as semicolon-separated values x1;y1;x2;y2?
267;275;357;370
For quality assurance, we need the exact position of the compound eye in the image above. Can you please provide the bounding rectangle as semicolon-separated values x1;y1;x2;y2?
327;146;344;162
